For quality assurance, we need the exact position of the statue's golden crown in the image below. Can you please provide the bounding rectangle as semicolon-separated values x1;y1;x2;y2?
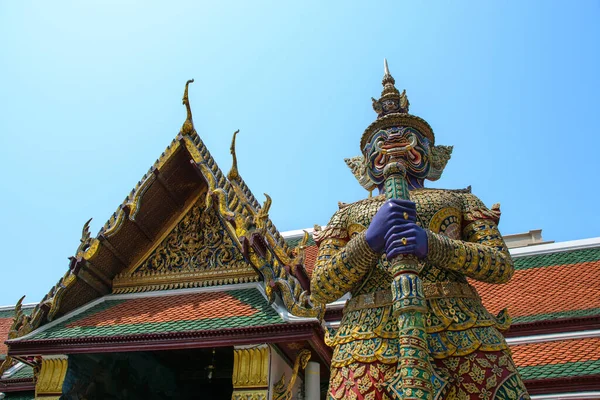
361;60;435;151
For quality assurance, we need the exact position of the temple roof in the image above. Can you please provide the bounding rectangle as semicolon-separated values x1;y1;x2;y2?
0;309;35;396
510;336;600;393
512;337;600;380
21;287;284;342
6;284;328;364
5;82;321;348
2;365;34;380
0;306;33;359
474;243;600;335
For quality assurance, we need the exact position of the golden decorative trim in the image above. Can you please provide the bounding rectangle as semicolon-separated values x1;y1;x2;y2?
361;113;435;151
182;135;204;163
273;349;311;400
102;207;127;238
82;238;100;261
36;357;68;397
232;346;270;389
125;173;156;220
424;281;480;299
231;390;267;400
113;266;258;293
47;272;77;321
345;282;480;312
229;346;270;400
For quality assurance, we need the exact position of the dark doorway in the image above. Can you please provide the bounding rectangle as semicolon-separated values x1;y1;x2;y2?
61;347;233;400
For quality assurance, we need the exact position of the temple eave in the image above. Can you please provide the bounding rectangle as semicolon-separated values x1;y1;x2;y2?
0;378;35;393
7;321;326;356
524;374;600;395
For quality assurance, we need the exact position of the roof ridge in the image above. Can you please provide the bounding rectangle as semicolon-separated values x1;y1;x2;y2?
511;237;600;257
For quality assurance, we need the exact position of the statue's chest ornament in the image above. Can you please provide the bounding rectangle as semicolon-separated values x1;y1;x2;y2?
428;207;462;240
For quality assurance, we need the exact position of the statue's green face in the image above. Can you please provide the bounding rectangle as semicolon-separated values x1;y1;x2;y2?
363;126;431;185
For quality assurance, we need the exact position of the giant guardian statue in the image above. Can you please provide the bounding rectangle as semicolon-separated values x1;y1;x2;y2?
310;61;529;400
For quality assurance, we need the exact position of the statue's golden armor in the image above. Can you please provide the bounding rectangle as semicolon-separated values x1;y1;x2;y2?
311;189;530;400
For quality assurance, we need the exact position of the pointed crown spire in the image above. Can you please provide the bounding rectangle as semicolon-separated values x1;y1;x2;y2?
361;60;434;151
371;59;409;117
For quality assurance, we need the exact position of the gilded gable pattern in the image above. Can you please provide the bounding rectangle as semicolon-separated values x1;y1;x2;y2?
113;199;258;293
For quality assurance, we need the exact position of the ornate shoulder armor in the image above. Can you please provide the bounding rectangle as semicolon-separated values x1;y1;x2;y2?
310;204;380;304
426;192;514;284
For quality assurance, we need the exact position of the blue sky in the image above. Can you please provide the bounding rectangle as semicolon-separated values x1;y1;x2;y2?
0;1;598;305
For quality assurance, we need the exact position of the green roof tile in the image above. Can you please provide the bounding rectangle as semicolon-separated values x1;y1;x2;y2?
513;307;600;323
518;359;600;381
514;247;600;270
284;234;315;248
7;365;34;380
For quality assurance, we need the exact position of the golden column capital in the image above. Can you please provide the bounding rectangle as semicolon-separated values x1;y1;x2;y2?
231;345;271;400
35;356;68;400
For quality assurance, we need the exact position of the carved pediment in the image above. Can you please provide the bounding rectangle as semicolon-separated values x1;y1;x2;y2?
113;197;259;293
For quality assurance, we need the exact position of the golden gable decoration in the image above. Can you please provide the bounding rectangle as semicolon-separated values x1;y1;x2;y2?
113;198;258;293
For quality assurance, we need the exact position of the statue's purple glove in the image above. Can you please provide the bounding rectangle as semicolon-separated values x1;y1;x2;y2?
365;199;418;254
385;222;429;260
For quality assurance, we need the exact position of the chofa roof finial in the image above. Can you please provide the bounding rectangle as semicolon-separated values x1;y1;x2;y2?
180;79;195;136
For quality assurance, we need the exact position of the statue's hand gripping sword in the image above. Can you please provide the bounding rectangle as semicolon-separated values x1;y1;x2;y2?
381;134;446;400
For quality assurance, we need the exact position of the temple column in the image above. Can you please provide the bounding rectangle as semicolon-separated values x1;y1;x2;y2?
231;345;270;400
304;361;320;400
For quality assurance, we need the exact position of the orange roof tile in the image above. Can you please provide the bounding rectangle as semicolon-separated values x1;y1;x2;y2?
473;261;600;318
0;317;12;356
67;292;258;328
511;337;600;367
304;245;318;277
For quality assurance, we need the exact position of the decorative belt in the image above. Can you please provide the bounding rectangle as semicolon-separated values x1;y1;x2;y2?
345;282;480;312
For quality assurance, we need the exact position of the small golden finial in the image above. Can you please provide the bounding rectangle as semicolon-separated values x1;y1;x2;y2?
227;129;241;181
180;79;195;136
